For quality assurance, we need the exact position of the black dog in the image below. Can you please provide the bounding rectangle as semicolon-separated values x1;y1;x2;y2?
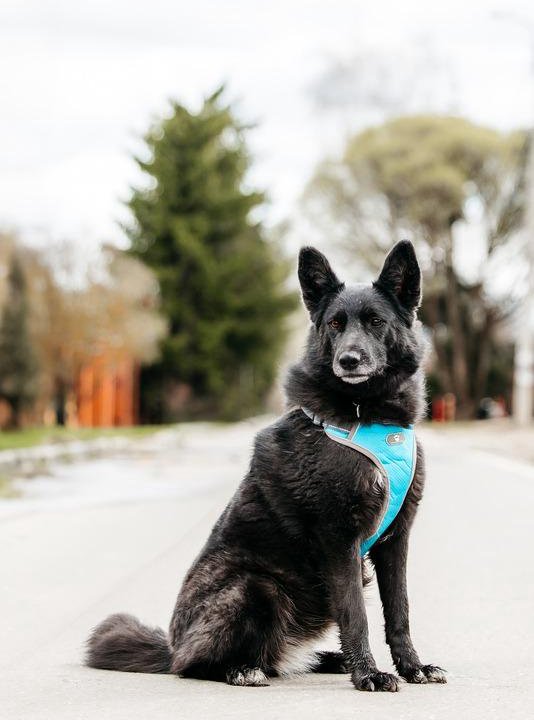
86;240;446;691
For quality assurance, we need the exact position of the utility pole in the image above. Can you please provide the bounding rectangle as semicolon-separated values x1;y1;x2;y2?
513;137;534;424
498;11;534;425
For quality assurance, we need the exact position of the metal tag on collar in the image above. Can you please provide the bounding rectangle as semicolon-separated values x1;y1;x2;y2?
353;403;360;419
301;406;323;426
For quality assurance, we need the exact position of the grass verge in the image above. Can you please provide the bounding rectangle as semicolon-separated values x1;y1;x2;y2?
0;474;20;498
0;425;167;452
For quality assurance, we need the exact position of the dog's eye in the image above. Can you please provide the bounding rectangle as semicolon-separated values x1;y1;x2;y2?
328;318;342;330
370;317;384;327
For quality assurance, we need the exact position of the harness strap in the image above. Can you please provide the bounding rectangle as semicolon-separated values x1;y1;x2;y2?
300;406;416;557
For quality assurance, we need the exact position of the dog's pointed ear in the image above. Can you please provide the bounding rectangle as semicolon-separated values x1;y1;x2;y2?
374;240;421;314
298;247;344;319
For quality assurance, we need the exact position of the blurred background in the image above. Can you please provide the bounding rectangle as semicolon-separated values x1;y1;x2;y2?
3;5;534;718
1;0;534;434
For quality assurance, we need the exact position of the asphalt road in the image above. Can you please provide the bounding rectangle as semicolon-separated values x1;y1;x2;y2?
1;419;533;719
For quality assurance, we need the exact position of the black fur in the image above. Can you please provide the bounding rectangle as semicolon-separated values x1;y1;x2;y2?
87;613;171;673
86;241;446;691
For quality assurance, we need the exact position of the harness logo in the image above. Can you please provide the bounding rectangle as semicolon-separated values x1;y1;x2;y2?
386;432;404;446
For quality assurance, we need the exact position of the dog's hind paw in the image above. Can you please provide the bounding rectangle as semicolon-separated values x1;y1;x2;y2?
403;664;447;684
312;651;350;674
352;670;400;692
226;667;269;687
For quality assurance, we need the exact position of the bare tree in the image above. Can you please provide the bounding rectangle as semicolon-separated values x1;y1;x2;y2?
304;116;526;416
1;237;167;425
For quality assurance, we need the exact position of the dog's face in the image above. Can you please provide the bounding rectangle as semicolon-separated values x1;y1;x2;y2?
298;241;422;389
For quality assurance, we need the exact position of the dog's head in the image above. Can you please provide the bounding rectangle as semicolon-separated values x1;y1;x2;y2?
298;241;422;390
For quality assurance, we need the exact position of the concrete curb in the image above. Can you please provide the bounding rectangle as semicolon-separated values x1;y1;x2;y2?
0;436;135;474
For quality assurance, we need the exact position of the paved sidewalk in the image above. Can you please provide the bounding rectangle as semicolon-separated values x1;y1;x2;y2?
1;419;533;719
425;418;534;465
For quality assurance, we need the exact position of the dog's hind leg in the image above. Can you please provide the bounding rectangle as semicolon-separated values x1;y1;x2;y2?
311;651;349;674
170;575;283;686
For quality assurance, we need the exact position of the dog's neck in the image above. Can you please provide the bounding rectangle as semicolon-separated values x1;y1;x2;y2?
285;362;425;428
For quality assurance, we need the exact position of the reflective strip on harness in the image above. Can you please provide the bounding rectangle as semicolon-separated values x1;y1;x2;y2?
302;408;416;556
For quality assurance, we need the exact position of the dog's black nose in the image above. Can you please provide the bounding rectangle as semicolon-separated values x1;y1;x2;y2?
338;351;361;370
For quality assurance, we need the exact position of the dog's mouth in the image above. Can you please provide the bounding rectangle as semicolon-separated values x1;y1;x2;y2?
333;365;373;384
337;373;370;385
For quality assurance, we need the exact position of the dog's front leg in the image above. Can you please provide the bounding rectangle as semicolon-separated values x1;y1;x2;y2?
330;548;399;692
371;532;447;684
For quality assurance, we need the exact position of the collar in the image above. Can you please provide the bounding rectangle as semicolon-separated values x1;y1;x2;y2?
301;404;360;428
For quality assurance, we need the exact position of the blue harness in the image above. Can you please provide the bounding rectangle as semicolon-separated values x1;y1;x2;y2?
301;407;416;556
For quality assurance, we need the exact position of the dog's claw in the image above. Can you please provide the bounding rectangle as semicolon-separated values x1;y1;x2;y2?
353;671;400;692
407;668;428;684
403;664;447;684
226;667;269;686
421;665;447;683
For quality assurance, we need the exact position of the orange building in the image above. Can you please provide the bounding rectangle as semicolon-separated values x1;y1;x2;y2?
76;355;139;427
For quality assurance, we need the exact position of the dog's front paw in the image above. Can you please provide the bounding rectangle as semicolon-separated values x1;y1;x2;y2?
402;664;447;684
421;665;447;683
352;670;400;692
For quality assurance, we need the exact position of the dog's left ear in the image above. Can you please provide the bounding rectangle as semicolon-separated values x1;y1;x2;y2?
374;240;421;314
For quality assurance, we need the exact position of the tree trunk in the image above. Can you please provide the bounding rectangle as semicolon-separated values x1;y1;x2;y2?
424;293;452;391
8;397;22;430
442;231;471;416
54;378;67;426
473;313;493;407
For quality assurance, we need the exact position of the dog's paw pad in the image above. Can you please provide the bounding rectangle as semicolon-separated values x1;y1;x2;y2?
353;671;400;692
421;665;447;683
226;667;269;687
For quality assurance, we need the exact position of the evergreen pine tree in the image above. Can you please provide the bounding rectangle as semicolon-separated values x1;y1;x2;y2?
127;88;296;420
0;253;39;427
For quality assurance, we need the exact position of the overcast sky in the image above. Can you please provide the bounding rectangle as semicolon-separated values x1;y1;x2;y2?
1;0;534;252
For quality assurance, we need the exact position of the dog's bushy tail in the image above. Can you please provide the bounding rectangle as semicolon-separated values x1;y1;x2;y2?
86;613;172;674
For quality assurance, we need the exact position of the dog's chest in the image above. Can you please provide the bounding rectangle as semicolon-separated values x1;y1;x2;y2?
319;442;389;537
329;439;386;494
316;422;417;554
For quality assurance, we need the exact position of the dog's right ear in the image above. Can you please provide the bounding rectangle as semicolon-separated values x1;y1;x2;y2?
298;247;344;320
